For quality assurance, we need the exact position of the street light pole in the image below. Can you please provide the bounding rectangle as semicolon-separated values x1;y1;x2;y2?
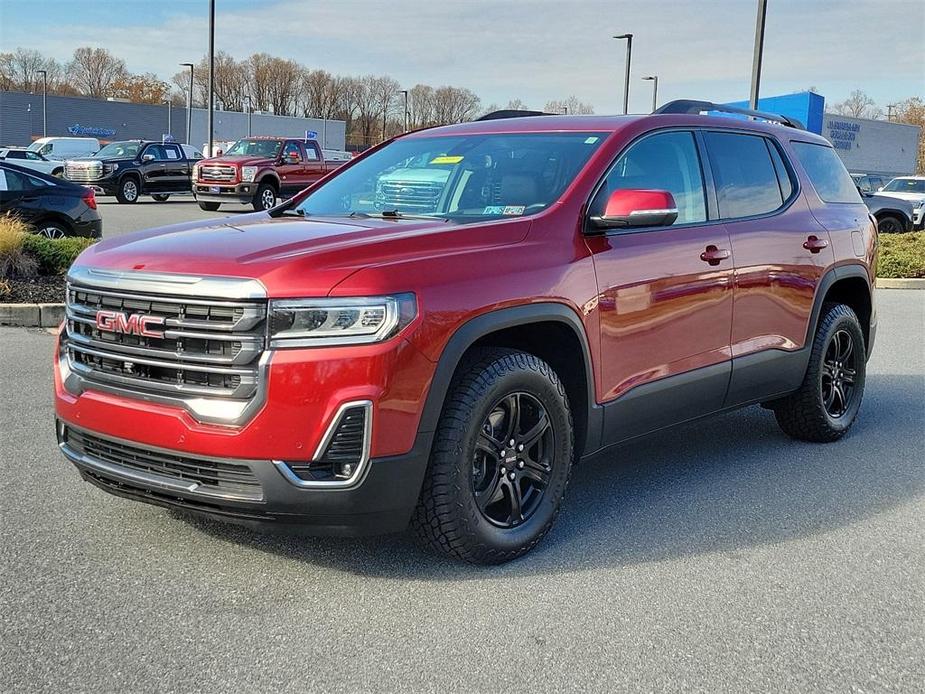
207;0;215;156
642;75;659;112
164;100;171;140
613;34;633;114
180;63;193;145
244;95;252;136
37;69;47;137
401;90;408;131
749;0;768;110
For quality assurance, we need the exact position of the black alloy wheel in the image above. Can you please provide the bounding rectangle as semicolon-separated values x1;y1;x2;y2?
472;392;554;528
821;329;857;418
877;215;903;234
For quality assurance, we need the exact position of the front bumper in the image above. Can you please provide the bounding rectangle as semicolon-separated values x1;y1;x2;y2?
54;333;436;534
57;421;430;535
913;208;924;231
193;181;256;204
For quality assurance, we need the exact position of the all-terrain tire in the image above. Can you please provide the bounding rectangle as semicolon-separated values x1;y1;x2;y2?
411;348;574;564
773;303;866;442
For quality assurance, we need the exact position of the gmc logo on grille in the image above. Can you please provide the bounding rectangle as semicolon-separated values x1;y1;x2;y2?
95;310;165;338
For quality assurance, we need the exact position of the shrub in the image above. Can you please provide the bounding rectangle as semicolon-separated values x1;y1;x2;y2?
0;216;38;279
879;232;925;279
21;234;96;275
0;278;11;299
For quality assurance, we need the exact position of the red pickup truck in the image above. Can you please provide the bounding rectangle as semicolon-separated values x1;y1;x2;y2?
192;136;348;211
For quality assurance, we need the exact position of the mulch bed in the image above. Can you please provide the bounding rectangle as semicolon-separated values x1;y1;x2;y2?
1;275;67;304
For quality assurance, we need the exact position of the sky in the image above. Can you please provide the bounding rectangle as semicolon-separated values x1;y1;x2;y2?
1;0;923;114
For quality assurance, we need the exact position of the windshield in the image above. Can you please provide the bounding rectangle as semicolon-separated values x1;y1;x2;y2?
94;142;143;159
224;139;283;157
295;132;606;222
881;178;925;194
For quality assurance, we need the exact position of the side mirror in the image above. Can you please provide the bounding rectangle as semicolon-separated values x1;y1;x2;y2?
589;189;678;231
142;153;155;162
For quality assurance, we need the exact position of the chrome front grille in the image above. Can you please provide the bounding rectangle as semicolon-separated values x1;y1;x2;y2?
62;273;268;421
376;179;445;212
65;161;103;182
198;165;237;182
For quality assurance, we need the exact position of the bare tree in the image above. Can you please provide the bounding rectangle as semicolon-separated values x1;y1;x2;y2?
432;86;481;124
370;75;401;139
408;84;436;128
831;90;882;120
544;96;594;115
111;73;171;104
66;47;127;97
0;48;67;93
265;57;301;115
506;98;530;111
301;69;340;118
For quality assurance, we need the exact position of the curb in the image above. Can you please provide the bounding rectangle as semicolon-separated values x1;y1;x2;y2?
875;278;925;289
0;303;65;328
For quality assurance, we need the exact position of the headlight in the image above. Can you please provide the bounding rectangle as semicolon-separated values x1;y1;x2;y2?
241;166;258;182
192;163;201;179
268;294;416;348
103;162;118;174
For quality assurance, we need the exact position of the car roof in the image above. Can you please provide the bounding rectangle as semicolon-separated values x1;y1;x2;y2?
403;113;831;145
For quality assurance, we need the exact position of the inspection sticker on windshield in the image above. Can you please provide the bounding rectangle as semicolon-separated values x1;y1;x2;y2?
584;136;600;144
502;206;525;216
430;155;464;164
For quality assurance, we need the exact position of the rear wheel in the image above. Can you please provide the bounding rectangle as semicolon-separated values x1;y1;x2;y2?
116;177;139;204
773;303;866;442
198;201;220;211
253;182;277;211
36;220;69;239
876;214;903;234
151;194;170;202
52;168;64;178
411;348;574;564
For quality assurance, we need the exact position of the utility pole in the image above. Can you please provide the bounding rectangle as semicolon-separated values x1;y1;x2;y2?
401;90;409;131
613;34;633;114
887;103;897;122
180;63;193;145
37;69;47;137
164;100;171;140
244;95;253;136
642;75;659;112
749;0;768;110
207;0;215;155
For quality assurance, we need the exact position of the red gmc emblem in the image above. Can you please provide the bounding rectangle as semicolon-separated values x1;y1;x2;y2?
95;310;165;338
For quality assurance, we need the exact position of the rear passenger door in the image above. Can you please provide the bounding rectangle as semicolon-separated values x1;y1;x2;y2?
160;143;190;191
702;130;835;406
301;142;325;185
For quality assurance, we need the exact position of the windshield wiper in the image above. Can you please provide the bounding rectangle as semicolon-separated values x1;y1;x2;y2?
372;210;449;221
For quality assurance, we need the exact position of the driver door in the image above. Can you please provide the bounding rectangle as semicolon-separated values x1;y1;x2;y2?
585;129;734;442
277;141;304;197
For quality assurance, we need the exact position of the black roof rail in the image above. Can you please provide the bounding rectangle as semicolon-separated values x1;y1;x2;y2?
476;109;553;121
654;99;804;130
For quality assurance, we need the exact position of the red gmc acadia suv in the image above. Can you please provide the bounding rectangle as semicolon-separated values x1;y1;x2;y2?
54;101;877;564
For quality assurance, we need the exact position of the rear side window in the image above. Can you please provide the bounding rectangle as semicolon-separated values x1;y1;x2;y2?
703;132;785;218
791;142;861;203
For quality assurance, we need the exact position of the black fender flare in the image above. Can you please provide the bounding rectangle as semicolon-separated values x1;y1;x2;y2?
257;173;280;191
804;263;873;347
414;302;602;455
118;170;142;191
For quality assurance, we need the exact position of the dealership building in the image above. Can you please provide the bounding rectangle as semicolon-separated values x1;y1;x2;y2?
727;92;921;177
0;90;347;151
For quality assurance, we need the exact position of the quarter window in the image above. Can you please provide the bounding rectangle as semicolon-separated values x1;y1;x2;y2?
704;132;785;218
591;131;707;225
791;142;861;204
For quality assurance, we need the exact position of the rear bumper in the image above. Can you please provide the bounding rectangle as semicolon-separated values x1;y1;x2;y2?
193;182;255;205
72;216;102;239
57;421;430;535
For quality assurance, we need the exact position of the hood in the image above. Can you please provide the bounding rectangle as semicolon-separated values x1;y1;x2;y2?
198;155;274;167
875;191;925;205
72;212;530;298
865;194;915;213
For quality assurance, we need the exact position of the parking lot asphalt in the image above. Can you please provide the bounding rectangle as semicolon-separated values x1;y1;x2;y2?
1;291;923;693
96;196;257;238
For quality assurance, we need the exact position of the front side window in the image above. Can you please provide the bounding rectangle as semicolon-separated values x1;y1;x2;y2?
590;130;706;225
704;132;787;218
295;132;606;223
282;142;302;161
791;142;861;204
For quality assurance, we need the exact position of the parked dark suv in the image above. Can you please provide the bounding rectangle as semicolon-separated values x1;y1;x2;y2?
55;101;877;564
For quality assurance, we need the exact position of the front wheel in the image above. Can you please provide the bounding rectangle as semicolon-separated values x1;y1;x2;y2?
151;194;170;202
876;214;903;234
198;201;220;211
253;183;277;211
773;303;866;442
411;348;574;564
116;177;139;204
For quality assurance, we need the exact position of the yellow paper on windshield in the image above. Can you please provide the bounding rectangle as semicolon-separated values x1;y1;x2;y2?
430;155;464;164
